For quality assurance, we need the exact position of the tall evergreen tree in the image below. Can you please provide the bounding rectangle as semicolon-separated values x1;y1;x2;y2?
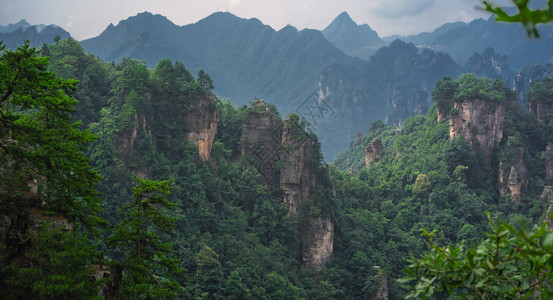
0;41;104;298
110;176;184;299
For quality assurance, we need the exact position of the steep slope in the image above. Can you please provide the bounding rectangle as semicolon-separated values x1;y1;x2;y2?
317;39;464;159
81;12;356;113
322;12;386;60
0;19;31;33
80;12;482;160
395;17;553;69
0;25;71;49
80;12;182;64
465;47;514;81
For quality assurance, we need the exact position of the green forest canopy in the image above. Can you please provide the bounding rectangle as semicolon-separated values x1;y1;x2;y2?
2;36;553;299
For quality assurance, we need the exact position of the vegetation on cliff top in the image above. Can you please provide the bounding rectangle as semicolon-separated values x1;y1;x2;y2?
3;35;553;299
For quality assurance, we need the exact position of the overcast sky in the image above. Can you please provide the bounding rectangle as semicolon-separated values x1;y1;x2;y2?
0;0;514;41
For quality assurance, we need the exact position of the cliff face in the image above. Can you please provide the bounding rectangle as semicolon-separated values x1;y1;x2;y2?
371;266;388;300
300;217;334;272
365;138;383;168
280;118;316;215
449;99;506;165
0;143;53;250
314;39;463;160
240;103;335;272
465;47;513;80
91;265;122;300
114;93;218;169
529;100;552;123
546;145;553;179
115;113;147;162
540;186;553;208
279;117;334;272
241;100;282;186
186;95;218;161
499;137;527;202
544;186;553;231
437;107;447;123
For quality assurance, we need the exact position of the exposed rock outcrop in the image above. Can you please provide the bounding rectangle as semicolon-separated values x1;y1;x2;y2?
115;113;145;161
371;266;388;300
301;217;334;272
449;99;506;165
186;95;218;161
90;265;122;300
280;117;316;215
546;145;553;179
540;186;553;208
241;99;282;186
28;209;74;233
240;101;335;272
544;187;553;231
114;93;218;167
279;116;334;272
499;137;527;203
365;138;383;168
529;100;552;123
465;47;512;79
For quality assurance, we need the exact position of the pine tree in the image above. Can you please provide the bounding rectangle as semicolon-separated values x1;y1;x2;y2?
110;176;184;299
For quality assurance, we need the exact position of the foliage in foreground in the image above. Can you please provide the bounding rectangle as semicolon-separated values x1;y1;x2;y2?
0;41;106;299
484;0;553;38
401;213;553;299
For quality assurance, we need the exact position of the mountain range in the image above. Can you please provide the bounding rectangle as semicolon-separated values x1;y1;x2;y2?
0;20;70;49
3;10;553;159
394;16;553;70
80;12;356;114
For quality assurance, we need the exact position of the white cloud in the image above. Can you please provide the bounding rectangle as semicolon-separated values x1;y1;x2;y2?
368;0;434;18
229;0;241;7
65;15;78;29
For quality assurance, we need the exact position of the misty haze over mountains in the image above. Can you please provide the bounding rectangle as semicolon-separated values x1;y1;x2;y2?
2;10;553;159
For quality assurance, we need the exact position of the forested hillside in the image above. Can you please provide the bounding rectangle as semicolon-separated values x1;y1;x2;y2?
2;30;553;299
80;11;356;114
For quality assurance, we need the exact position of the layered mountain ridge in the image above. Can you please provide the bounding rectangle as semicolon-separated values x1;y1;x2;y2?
81;11;356;114
321;11;385;59
4;10;553;159
0;20;71;49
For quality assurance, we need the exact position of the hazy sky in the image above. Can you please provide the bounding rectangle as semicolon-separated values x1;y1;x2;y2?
0;0;513;40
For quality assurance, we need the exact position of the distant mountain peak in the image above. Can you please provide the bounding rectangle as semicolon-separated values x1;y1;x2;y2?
334;11;355;25
322;11;384;59
280;24;298;33
11;19;30;26
203;11;241;22
0;19;31;33
114;11;174;27
137;11;153;16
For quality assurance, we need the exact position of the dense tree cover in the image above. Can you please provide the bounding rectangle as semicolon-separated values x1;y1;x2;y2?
528;75;553;104
110;177;184;298
42;38;114;128
66;43;314;298
433;73;516;108
334;73;553;297
0;41;102;224
3;222;103;299
6;37;553;299
0;42;104;298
